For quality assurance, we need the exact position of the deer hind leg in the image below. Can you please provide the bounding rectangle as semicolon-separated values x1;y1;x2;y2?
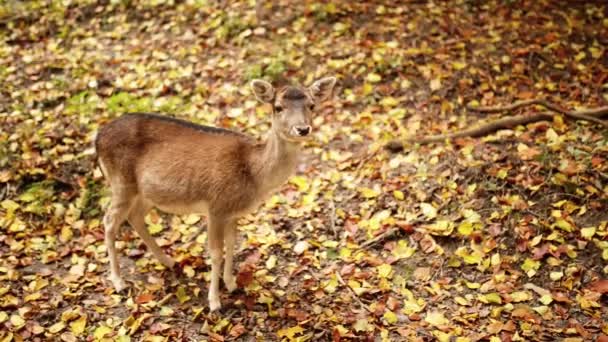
207;214;226;311
128;199;175;269
104;186;135;292
223;220;238;293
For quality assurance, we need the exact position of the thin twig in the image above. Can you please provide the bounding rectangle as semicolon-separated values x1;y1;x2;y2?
335;271;372;313
359;227;399;249
328;199;337;240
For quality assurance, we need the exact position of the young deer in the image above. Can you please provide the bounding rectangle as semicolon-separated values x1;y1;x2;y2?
95;77;336;311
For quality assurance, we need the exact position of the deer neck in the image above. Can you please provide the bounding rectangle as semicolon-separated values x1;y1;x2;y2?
253;128;299;195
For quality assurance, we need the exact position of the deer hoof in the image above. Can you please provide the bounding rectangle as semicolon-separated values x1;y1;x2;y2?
225;277;238;293
109;275;127;292
209;296;222;312
162;257;176;269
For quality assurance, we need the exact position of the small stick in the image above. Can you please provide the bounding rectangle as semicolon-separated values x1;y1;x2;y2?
359;227;399;249
328;199;337;240
335;271;372;313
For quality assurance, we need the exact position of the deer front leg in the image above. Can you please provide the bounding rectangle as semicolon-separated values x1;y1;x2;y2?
207;215;225;311
223;220;238;293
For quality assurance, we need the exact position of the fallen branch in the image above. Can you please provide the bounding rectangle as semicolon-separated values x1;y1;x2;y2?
385;101;608;150
469;99;608;127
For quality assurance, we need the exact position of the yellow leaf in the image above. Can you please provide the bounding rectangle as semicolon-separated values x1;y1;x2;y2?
455;247;483;265
377;264;393;278
289;176;309;192
554;218;573;232
24;292;42;302
452;61;467;70
589;47;602;59
458;222;473;236
128;313;152;335
60;226;73;243
359;187;379;198
491;253;501;267
539;294;553;305
423;220;454;236
581;227;596;239
70;315;87;336
420;202;437;219
0;312;7;323
480;293;502;304
550;271;563;281
430;78;441;91
183;214;201;225
323;275;338;294
380;96;398;107
265;255;277;270
148;223;164;235
521;258;540;277
393;240;415;259
353;318;369;332
94;325;113;340
175;286;191;304
454;296;470;306
1;199;19;213
10;314;25;327
510;291;531;302
393;190;404;200
383;310;398;324
49;321;66;334
424;311;448;327
366;73;381;83
277;325;305;339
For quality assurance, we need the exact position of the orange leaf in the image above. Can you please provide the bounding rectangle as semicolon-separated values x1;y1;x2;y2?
587;279;608;294
135;293;154;304
517;91;535;100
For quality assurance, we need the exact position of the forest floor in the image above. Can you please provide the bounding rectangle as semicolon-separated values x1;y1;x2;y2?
1;0;607;341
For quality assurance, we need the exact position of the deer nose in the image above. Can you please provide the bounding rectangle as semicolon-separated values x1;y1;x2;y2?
295;125;311;136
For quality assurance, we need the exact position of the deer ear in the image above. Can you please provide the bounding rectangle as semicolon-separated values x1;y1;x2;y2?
309;76;336;102
250;79;275;103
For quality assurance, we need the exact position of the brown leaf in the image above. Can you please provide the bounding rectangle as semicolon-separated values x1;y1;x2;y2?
237;266;255;288
386;296;400;311
419;235;437;254
511;306;539;323
587;279;608;294
552;292;571;303
286;308;309;322
244;250;261;265
229;324;246;338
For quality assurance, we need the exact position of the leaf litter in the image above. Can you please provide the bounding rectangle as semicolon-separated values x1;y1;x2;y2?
0;0;607;341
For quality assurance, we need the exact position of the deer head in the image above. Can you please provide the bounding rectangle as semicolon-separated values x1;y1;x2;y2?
250;77;336;142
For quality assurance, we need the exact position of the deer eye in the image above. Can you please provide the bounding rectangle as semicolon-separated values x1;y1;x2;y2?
275;105;283;113
309;104;315;111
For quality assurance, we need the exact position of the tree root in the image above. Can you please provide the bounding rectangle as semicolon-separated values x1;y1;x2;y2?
386;100;608;150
